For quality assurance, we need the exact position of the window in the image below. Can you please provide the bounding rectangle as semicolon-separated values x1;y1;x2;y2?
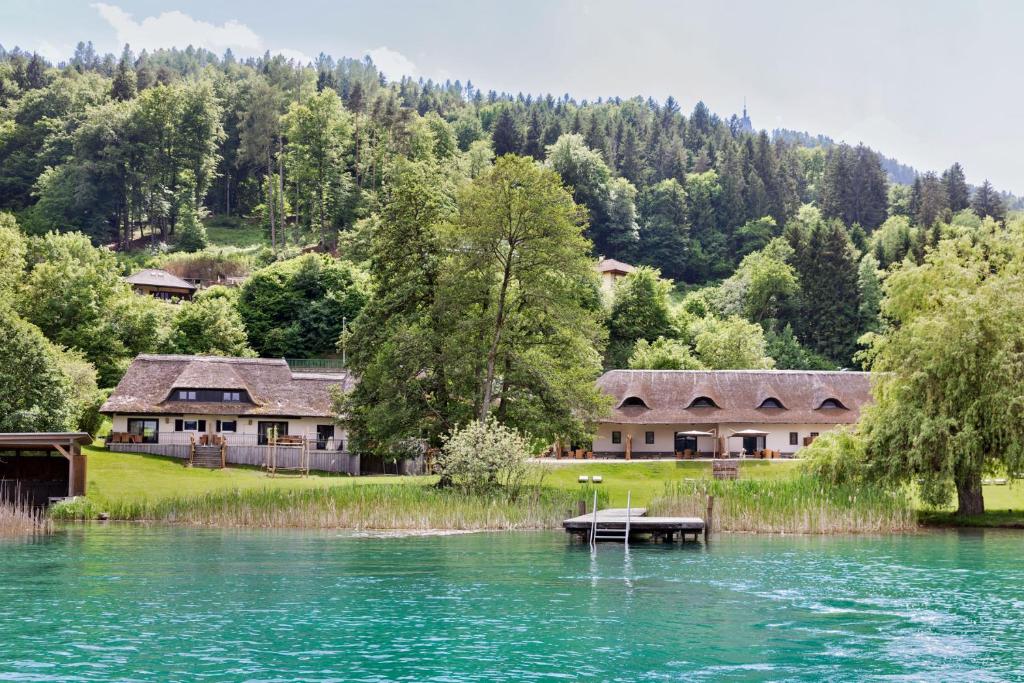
818;398;847;410
620;396;649;408
174;419;206;432
687;396;719;409
675;434;698;453
759;398;786;409
611;431;622;445
645;431;655;445
789;432;798;446
316;424;336;450
223;391;241;402
810;432;819;438
177;390;197;401
216;420;237;433
257;421;289;445
126;419;159;444
173;389;251;403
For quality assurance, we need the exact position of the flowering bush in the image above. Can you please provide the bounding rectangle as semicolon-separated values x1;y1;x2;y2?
437;419;531;494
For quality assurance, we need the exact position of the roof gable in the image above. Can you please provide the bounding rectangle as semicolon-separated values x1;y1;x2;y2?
125;269;196;290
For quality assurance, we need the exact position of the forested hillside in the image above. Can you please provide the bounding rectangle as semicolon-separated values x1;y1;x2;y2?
0;42;1018;447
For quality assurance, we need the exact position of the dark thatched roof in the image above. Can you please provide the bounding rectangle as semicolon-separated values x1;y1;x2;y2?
125;269;196;291
101;355;353;418
596;370;871;425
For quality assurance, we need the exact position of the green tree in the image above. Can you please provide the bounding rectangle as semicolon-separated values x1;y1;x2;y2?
628;337;702;370
0;212;26;294
714;238;797;324
282;89;353;247
692;315;774;369
490;107;523;156
857;253;883;335
0;305;77;432
765;324;835;370
636;178;689;280
238;253;367;358
859;224;1024;515
164;288;255;357
450;154;605;431
941;162;970;212
971;180;1006;222
111;44;136;101
175;203;209;252
607;266;678;367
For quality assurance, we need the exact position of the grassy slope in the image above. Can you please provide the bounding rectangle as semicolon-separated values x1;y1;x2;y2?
204;217;266;248
82;446;422;506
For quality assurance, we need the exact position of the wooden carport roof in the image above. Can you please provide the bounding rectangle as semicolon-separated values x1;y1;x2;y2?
0;433;92;498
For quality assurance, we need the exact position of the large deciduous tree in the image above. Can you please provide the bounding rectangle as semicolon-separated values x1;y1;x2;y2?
860;221;1024;516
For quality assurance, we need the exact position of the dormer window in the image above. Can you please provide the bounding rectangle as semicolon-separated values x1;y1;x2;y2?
688;396;719;409
172;389;251;403
758;397;786;409
818;398;847;410
620;396;649;408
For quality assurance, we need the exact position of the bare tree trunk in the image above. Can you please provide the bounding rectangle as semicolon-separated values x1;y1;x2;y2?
955;472;985;516
278;136;286;248
267;149;276;251
479;251;513;422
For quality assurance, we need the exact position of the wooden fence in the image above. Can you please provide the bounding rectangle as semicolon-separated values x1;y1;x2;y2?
108;441;360;475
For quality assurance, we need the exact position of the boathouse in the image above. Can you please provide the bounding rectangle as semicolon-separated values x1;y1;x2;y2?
0;432;91;505
593;369;871;458
101;355;359;474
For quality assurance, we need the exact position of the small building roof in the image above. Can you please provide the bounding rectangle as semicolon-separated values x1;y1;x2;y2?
597;369;871;425
125;269;197;291
101;355;354;418
596;258;636;275
0;433;93;449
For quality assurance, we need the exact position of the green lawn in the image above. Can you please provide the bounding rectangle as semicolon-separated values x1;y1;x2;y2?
204;217;267;248
82;446;422;507
538;460;802;507
80;447;1024;527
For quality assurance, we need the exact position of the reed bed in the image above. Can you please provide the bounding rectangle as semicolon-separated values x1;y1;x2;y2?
0;498;51;536
51;484;607;530
649;477;916;534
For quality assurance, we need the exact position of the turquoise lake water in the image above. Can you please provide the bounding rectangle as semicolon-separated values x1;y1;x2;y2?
1;527;1022;681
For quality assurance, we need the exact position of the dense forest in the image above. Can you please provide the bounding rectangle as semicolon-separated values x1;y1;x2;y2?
0;41;1018;453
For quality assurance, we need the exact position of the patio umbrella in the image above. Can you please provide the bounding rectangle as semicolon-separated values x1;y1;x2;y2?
676;430;715;437
729;429;769;437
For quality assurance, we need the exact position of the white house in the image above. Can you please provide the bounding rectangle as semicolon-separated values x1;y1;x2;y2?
101;355;357;473
593;369;871;457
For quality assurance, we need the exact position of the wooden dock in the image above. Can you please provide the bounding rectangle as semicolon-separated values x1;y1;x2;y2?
563;506;705;543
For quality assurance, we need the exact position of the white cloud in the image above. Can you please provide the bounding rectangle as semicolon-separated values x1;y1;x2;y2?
365;46;417;80
36;40;70;63
270;48;313;65
91;3;309;63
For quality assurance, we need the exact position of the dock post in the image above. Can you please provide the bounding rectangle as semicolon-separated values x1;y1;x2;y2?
704;495;714;542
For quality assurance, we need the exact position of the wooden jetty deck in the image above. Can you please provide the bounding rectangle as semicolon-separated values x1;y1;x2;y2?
563;507;706;543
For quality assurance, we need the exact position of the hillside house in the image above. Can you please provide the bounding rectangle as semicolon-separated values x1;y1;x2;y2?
125;269;197;301
594;369;871;458
596;258;635;300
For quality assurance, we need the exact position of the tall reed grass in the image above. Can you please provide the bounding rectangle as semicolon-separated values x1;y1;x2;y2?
649;477;916;534
51;484;607;530
0;495;50;536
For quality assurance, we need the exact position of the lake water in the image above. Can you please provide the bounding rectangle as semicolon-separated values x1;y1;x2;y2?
1;527;1022;681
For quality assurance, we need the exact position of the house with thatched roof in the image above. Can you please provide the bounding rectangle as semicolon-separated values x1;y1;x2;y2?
101;355;358;473
125;268;197;301
594;369;871;458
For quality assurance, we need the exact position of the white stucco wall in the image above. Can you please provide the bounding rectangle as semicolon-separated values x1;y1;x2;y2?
593;422;835;456
111;413;347;449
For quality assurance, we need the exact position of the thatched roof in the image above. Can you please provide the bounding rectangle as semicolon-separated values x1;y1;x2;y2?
597;370;871;425
596;258;636;275
125;269;196;291
101;355;353;418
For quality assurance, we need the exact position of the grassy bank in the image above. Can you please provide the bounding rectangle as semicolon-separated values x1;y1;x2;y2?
649;478;917;534
52;484;604;530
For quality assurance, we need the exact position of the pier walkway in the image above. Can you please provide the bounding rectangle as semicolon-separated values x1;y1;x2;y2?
563;506;705;543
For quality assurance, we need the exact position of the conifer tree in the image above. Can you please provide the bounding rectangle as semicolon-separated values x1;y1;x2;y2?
971;180;1006;222
491;107;523;156
941;162;970;212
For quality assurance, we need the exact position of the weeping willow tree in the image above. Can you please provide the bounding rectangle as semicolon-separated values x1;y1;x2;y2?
859;218;1024;515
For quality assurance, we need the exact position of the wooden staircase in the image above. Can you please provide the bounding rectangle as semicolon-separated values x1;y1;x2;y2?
190;443;225;469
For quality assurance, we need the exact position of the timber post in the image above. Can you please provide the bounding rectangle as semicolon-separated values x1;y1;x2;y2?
705;495;714;543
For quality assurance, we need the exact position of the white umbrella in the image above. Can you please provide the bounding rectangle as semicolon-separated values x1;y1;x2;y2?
676;430;714;437
729;428;769;437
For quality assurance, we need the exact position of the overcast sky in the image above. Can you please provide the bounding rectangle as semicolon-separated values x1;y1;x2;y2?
3;0;1021;193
